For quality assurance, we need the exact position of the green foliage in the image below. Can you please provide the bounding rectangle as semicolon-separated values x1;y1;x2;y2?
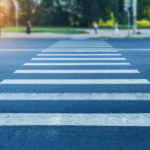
138;0;150;20
2;0;150;27
0;0;15;25
17;0;37;24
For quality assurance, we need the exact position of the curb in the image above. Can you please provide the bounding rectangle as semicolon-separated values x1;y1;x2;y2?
1;35;150;40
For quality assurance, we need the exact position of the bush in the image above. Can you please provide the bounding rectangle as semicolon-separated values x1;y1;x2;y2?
136;19;150;26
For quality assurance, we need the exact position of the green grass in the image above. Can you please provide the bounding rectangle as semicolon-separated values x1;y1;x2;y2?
2;26;87;34
2;25;150;34
98;25;150;29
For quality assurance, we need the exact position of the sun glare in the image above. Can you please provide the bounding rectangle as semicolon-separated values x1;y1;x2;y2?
0;0;11;9
0;0;15;25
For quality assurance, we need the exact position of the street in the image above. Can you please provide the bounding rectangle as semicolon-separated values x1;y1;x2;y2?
0;39;150;150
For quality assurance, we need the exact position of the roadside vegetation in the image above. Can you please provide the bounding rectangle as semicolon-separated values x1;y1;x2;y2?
2;26;87;34
2;25;150;34
1;0;150;29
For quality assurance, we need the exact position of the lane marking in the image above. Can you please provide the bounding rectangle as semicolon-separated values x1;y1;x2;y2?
1;49;150;52
14;70;140;74
50;46;113;48
24;63;131;66
42;50;118;52
50;45;112;46
1;113;150;126
49;47;113;48
0;93;150;100
32;58;126;61
1;79;149;85
37;54;122;56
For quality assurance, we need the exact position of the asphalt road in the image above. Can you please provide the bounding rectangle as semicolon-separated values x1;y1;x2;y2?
0;39;150;150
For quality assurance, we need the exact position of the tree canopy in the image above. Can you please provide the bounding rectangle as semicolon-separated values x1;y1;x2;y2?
1;0;150;27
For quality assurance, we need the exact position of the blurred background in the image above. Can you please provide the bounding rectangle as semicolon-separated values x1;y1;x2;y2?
0;0;149;33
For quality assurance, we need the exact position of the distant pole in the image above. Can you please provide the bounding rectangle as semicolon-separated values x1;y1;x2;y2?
124;0;131;36
133;0;137;34
127;7;131;36
14;1;19;32
115;22;119;34
16;12;19;32
0;24;1;37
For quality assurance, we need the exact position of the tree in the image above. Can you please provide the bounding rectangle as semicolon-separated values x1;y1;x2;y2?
1;0;150;27
36;0;72;26
0;0;15;25
17;0;39;25
138;0;150;20
75;0;119;27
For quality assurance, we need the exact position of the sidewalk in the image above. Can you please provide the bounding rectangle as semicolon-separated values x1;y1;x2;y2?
0;29;150;39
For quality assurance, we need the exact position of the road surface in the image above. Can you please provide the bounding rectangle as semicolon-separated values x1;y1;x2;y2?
0;39;150;150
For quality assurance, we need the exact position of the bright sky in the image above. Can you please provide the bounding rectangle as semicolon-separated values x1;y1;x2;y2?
0;0;11;9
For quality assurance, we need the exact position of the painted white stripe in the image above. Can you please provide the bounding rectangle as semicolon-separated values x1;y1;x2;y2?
50;44;112;46
51;42;111;44
32;58;126;61
0;93;150;100
2;49;150;52
37;54;122;56
50;43;112;48
14;70;140;74
1;113;150;126
44;47;116;49
48;44;113;46
42;50;118;52
1;79;149;85
24;63;131;66
50;42;111;44
47;46;114;48
50;46;113;48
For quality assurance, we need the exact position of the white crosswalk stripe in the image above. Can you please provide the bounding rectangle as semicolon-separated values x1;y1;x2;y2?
1;79;150;85
37;54;122;56
42;50;118;52
1;113;150;126
14;69;140;74
24;63;131;66
49;40;113;48
31;57;127;61
0;93;150;100
1;40;150;127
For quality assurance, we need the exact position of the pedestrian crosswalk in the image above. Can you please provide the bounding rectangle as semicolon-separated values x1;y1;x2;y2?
37;53;122;56
42;49;118;52
1;113;150;126
1;79;150;85
31;57;127;61
0;39;150;126
24;62;131;66
0;93;150;100
14;69;140;74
